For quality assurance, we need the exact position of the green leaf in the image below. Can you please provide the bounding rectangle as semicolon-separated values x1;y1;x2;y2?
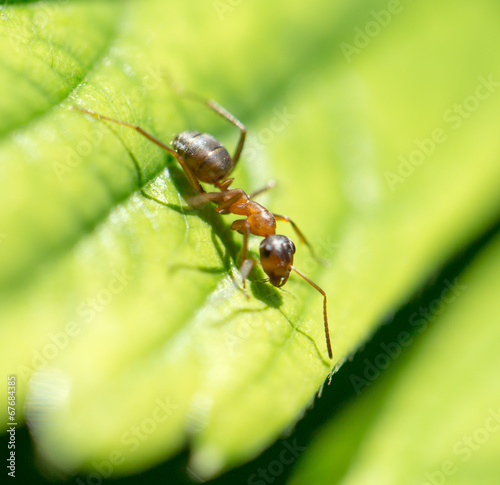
289;231;500;485
1;0;500;480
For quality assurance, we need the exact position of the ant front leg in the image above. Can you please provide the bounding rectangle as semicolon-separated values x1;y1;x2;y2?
230;219;254;297
273;214;326;265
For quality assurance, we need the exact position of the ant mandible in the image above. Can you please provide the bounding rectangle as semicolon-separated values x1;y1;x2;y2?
72;85;333;359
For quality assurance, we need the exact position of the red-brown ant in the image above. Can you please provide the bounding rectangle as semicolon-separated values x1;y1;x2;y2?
71;87;333;359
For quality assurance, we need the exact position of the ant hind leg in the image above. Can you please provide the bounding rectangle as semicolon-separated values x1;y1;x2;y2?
249;180;276;199
71;106;205;195
166;78;246;165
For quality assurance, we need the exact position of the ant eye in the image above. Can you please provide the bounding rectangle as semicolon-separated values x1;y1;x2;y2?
260;239;276;259
262;245;272;258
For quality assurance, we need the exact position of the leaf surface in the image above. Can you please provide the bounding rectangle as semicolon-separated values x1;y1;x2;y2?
289;232;500;485
0;0;499;479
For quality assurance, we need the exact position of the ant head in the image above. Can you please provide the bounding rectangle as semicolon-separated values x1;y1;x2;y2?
259;235;296;287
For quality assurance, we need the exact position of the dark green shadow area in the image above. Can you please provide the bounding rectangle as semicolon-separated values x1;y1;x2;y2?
141;164;285;312
250;280;283;309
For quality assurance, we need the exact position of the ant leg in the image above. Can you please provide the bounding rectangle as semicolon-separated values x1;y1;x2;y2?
167;81;246;166
291;265;332;359
273;213;325;265
215;178;234;192
188;188;248;213
71;106;205;195
206;99;246;165
239;258;255;295
249;180;276;199
231;219;254;297
214;188;247;214
188;188;246;212
186;191;224;208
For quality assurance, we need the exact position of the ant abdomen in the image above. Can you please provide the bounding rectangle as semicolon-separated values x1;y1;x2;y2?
172;131;234;184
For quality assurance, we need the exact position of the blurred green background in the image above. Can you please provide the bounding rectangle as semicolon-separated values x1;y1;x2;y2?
1;0;500;484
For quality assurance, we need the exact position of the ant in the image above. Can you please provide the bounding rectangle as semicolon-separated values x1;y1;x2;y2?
71;85;333;359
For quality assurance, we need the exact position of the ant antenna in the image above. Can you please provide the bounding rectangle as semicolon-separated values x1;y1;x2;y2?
291;266;332;359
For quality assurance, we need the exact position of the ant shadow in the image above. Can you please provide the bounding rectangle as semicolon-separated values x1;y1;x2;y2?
250;279;283;309
140;163;284;310
208;306;269;329
104;118;284;313
166;229;231;276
